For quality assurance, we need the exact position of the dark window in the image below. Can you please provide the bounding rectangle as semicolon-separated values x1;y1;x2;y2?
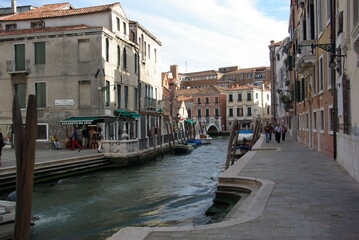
123;22;127;34
229;94;233;102
34;42;46;64
247;107;252;116
215;97;219;103
31;21;44;28
247;93;252;101
105;81;110;107
188;108;192;118
197;109;201;117
229;108;233;117
123;48;127;69
15;83;26;108
206;109;210;117
37;124;48;140
124;86;128;108
117;84;121;108
116;17;120;31
205;97;209;104
106;39;109;62
238;93;242;101
5;24;16;30
215;108;219;116
134;53;138;73
197;98;201;104
117;45;121;67
35;82;46;108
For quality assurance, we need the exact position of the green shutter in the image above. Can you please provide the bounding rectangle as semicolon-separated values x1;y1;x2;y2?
35;42;46;64
15;44;25;71
35;82;46;108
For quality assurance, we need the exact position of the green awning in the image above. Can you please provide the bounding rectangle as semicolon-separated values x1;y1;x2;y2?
60;117;101;125
185;120;195;124
115;110;141;118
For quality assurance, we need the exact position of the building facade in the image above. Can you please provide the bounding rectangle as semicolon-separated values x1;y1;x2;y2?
226;85;271;130
0;2;161;148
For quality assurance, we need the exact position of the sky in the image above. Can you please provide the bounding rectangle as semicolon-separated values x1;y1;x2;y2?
0;0;290;73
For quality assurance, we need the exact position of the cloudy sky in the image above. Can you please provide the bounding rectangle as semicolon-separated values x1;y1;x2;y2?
0;0;290;73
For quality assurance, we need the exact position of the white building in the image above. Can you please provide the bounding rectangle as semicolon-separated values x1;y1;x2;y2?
226;84;271;130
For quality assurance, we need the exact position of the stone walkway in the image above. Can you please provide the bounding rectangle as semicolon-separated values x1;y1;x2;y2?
110;135;359;240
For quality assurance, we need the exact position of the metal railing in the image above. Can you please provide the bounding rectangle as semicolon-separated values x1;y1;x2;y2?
6;60;30;73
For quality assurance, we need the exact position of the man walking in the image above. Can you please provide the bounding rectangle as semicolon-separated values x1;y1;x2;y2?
264;122;272;143
274;124;282;143
71;128;83;152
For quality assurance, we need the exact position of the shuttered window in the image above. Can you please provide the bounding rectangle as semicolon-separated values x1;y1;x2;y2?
35;42;46;64
35;82;46;108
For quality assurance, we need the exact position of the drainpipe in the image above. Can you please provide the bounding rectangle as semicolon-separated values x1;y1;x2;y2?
330;0;337;159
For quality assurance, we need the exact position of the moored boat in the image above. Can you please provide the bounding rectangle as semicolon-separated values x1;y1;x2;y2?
172;144;194;154
0;200;15;240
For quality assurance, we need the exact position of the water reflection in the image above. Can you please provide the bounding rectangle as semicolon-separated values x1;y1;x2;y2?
30;136;228;240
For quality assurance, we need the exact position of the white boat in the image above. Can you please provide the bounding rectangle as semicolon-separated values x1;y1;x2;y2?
195;134;212;144
237;130;253;144
0;200;15;240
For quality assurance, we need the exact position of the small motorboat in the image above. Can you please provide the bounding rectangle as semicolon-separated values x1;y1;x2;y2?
195;134;212;144
172;144;194;154
237;130;253;144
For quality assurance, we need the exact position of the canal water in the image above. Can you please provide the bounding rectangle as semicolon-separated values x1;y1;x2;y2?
30;136;228;240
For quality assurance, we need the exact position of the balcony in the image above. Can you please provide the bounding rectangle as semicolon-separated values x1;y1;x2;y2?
295;40;316;72
6;60;30;74
144;97;157;110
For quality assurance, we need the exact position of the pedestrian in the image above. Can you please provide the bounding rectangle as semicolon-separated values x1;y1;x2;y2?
71;128;83;152
96;127;104;153
82;127;89;149
281;124;287;141
274;124;282;143
264;122;272;143
0;132;5;166
51;133;61;149
268;123;274;141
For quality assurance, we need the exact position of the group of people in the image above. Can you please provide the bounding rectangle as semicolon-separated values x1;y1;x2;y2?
264;122;287;143
50;127;104;153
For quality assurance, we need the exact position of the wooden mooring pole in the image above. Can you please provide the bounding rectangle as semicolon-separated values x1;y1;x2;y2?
225;120;238;170
13;95;37;240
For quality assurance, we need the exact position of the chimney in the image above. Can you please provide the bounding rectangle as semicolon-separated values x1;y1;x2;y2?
11;0;17;14
170;65;179;80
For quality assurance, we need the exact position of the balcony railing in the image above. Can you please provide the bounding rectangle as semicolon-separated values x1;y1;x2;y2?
144;97;157;110
6;60;30;73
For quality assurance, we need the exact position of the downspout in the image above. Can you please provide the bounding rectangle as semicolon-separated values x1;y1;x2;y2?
330;0;337;159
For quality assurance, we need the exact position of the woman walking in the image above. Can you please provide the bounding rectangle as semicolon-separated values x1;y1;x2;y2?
97;127;104;153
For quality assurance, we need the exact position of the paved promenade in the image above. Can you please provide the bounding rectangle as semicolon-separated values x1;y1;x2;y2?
110;135;359;240
0;147;100;169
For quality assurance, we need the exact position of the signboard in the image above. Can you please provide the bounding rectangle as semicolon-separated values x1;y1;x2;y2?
55;99;75;106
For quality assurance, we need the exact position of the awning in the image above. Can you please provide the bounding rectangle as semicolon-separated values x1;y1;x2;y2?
115;110;141;118
185;120;195;124
60;117;101;125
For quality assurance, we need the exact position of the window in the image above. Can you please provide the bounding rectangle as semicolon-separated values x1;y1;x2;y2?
117;84;121;108
197;98;201;104
215;108;219;116
229;94;233;102
206;109;210;117
317;0;323;34
37;124;48;141
313;111;317;130
116;17;120;31
134;53;138;73
35;82;46;108
247;92;252;101
154;48;157;62
247;107;252;116
328;106;334;134
267;94;269;100
319;56;324;91
326;0;331;22
105;81;110;107
229;108;233;117
134;88;138;109
205;97;209;104
15;83;26;108
5;24;16;30
78;39;90;62
354;0;359;24
267;106;270;115
106;39;109;62
34;42;46;64
320;110;324;131
14;43;25;71
215;97;219;103
123;48;127;70
124;86;128;108
31;21;44;28
237;93;242;101
327;52;332;89
237;108;243;117
197;109;201;117
123;22;127;34
188;108;192;118
256;93;259;99
148;44;151;59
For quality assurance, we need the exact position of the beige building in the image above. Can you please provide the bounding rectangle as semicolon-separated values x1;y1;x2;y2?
0;2;160;147
226;85;271;130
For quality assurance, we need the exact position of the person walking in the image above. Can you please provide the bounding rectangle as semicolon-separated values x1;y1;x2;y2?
268;123;274;141
96;127;104;153
264;122;272;143
71;128;83;152
274;124;282;143
281;124;287;141
0;132;5;166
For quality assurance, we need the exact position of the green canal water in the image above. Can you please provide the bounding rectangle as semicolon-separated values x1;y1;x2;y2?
29;136;228;240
